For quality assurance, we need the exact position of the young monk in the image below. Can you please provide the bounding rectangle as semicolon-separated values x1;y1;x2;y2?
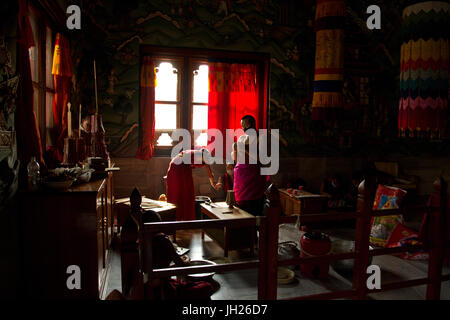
231;115;268;216
166;149;222;221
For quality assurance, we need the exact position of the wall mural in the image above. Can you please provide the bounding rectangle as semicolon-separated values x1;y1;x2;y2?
70;0;449;158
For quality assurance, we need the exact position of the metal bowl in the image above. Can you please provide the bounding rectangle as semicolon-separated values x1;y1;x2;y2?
186;259;216;280
77;169;94;183
330;240;373;274
42;179;75;191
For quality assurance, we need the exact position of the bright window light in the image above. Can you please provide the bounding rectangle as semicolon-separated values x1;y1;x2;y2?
156;133;174;146
155;104;177;130
155;62;178;102
193;64;208;103
192;104;208;130
195;132;208;147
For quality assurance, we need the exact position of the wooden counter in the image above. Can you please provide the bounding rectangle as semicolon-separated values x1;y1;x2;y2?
19;172;115;299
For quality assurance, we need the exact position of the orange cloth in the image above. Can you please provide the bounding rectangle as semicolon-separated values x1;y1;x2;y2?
52;33;73;145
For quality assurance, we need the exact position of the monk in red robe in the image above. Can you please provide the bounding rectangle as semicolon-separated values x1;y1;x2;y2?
166;149;222;221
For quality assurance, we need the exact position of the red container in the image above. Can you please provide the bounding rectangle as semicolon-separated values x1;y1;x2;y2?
300;232;331;279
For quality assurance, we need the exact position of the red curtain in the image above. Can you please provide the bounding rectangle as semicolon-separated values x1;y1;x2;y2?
15;0;44;165
207;62;265;156
52;33;73;148
136;57;156;160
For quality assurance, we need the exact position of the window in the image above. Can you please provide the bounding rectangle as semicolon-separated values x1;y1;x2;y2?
152;58;209;149
141;46;269;156
28;4;55;150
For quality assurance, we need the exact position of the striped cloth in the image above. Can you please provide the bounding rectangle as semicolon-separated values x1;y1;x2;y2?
398;1;449;138
311;0;345;121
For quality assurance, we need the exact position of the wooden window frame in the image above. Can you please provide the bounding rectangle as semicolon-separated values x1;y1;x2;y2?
28;1;65;152
140;46;270;157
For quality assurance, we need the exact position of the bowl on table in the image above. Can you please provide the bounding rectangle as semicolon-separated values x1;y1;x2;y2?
77;169;94;183
186;259;216;281
42;176;76;191
330;240;373;275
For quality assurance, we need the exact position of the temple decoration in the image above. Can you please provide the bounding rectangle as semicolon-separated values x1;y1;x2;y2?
311;0;345;121
398;1;449;139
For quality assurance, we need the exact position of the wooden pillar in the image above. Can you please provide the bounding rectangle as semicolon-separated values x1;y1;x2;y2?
352;176;376;300
426;177;447;300
264;184;281;300
257;215;268;300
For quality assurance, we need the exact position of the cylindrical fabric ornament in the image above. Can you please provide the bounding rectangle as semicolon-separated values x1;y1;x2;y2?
311;0;345;121
398;1;449;139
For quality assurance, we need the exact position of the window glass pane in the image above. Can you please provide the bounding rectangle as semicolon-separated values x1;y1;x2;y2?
46;27;53;89
156;133;174;146
194;132;208;147
192;104;208;130
28;10;39;82
45;92;54;146
155;104;177;130
193;64;208;103
45;92;54;128
33;87;40;126
155;62;178;102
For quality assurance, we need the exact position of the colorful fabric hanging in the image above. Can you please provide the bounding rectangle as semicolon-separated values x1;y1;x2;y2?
52;33;73;147
398;1;449;138
136;56;156;160
311;0;345;121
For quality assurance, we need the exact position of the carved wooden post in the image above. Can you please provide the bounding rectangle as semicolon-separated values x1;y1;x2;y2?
426;177;447;300
352;176;376;300
264;184;281;300
130;187;147;299
119;187;144;299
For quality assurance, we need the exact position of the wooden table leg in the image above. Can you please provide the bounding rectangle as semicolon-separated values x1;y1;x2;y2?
224;227;229;257
201;210;205;241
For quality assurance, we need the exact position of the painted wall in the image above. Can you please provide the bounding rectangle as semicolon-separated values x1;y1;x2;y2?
71;0;427;157
67;0;449;199
0;0;20;299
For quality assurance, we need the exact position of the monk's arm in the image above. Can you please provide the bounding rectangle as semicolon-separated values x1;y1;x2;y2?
204;164;222;190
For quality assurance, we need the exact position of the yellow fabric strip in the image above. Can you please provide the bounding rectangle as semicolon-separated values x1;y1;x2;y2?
314;73;344;81
312;92;343;107
315;29;344;69
400;39;449;62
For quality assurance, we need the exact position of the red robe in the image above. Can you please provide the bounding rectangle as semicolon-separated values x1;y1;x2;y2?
166;150;204;221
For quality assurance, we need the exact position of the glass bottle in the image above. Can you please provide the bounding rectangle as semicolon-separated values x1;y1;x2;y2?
27;156;40;186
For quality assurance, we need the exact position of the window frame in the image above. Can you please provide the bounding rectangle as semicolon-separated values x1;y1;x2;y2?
28;3;56;151
140;46;270;157
28;0;66;152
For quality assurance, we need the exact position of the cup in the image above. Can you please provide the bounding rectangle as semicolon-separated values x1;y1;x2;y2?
226;190;235;208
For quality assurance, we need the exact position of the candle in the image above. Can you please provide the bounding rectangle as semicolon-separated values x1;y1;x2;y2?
79;104;82;138
94;60;98;115
67;102;72;138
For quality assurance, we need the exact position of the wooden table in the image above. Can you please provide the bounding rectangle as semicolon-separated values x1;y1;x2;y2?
279;189;329;216
200;202;256;257
115;197;177;239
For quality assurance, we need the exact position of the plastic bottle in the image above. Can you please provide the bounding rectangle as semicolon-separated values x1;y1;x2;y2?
27;156;40;186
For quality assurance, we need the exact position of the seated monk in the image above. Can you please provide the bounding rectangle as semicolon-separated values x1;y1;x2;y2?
142;211;217;300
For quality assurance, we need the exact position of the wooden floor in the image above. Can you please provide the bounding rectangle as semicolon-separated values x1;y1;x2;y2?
103;225;450;300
